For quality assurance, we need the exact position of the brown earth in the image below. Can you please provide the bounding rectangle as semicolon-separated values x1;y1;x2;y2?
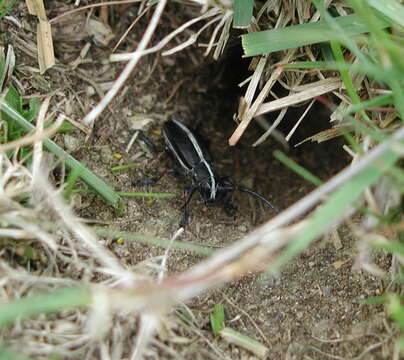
1;2;396;359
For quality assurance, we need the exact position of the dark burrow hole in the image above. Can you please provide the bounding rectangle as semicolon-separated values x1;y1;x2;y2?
176;41;351;214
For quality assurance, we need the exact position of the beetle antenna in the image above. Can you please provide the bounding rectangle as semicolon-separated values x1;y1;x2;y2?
235;186;278;212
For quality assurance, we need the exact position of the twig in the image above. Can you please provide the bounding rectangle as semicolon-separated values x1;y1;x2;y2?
49;0;141;24
158;228;184;282
32;96;51;182
82;0;168;127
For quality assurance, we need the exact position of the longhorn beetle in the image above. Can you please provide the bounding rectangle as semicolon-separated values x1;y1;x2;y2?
138;120;277;226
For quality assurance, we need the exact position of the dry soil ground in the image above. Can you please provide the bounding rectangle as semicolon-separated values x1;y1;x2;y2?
0;2;397;359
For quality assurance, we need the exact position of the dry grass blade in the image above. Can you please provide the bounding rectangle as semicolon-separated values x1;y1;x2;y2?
255;77;342;116
110;8;221;62
33;174;130;277
243;56;267;110
253;107;287;146
25;0;55;73
25;0;46;18
285;99;315;141
0;45;15;91
32;95;50;181
229;49;295;146
49;0;142;24
295;124;353;146
219;327;269;359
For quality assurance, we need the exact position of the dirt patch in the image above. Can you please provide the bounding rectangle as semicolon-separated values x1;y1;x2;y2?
1;2;396;359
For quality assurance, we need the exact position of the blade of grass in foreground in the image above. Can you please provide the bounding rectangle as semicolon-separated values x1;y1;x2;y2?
95;228;213;256
233;0;253;29
0;346;34;360
343;94;394;116
0;99;124;209
72;189;176;198
366;0;404;28
274;151;323;186
0;287;91;327
116;191;176;198
242;13;390;57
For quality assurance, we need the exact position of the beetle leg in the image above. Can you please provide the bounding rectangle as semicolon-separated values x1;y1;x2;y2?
224;200;237;216
133;175;162;186
179;186;197;227
138;131;163;153
133;168;179;186
166;168;185;178
223;191;237;216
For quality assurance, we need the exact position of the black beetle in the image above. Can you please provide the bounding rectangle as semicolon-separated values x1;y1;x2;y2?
158;120;277;226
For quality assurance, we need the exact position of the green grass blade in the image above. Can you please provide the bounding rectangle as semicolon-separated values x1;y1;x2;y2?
387;295;404;329
64;163;84;200
0;287;91;327
210;304;225;335
389;77;404;120
274;150;323;186
310;0;375;65
0;0;16;19
328;40;372;124
242;14;390;57
116;191;176;198
233;0;253;29
372;241;404;256
0;346;35;360
343;94;394;116
110;163;137;172
360;295;391;304
283;61;393;82
388;166;404;184
94;228;213;255
330;41;361;106
366;0;404;28
349;0;404;75
0;99;124;209
72;189;176;198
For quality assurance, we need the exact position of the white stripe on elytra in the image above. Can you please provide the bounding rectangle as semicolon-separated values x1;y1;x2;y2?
172;120;217;200
164;131;191;172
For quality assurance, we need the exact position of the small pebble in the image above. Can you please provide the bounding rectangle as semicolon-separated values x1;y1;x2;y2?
86;85;95;96
64;134;82;152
